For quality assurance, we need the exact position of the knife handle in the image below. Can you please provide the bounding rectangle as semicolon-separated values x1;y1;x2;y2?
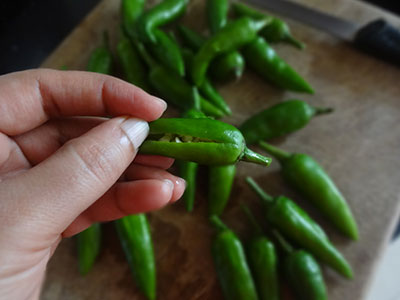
354;19;400;67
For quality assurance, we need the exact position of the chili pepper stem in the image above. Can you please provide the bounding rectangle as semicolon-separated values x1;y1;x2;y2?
242;147;272;166
314;106;334;115
258;141;290;163
285;35;305;50
209;215;229;232
245;176;274;206
271;229;294;254
240;203;264;236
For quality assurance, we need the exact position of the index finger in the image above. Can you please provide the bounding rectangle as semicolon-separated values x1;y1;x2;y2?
0;69;166;136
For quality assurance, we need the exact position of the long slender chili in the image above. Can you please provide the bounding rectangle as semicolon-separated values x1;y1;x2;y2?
210;215;259;300
232;2;305;49
246;176;353;278
77;32;112;275
137;0;188;43
148;28;185;76
239;100;332;145
272;230;327;300
208;164;236;216
117;37;151;91
178;24;245;83
241;204;280;300
258;142;359;240
242;36;313;93
115;214;156;300
191;17;269;86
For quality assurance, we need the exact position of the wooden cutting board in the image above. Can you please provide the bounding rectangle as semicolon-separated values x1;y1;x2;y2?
40;0;400;299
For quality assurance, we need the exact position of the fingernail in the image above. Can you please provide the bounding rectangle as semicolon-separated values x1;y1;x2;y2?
163;179;174;201
153;96;167;112
171;178;186;203
120;118;149;151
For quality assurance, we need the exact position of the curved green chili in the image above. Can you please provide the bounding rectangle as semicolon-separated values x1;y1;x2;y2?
115;214;156;300
148;29;185;76
191;17;269;86
77;223;101;275
178;25;245;82
117;37;151;91
240;100;333;145
246;176;353;278
258;142;359;240
121;0;145;39
139;118;272;166
241;204;280;300
210;215;258;300
233;2;305;49
242;36;313;93
272;230;327;300
208;164;236;215
137;0;188;43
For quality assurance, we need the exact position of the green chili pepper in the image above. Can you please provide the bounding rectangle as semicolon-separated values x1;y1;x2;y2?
258;142;359;240
121;0;145;39
211;52;245;83
135;42;225;118
206;0;229;34
178;88;206;212
137;0;188;43
242;36;314;93
246;176;353;278
77;33;112;275
210;215;258;300
233;2;305;49
148;29;185;76
240;100;333;145
208;164;236;215
191;17;269;86
115;214;156;300
178;25;245;82
241;204;280;300
117;37;151;91
272;230;327;300
181;48;232;115
77;223;101;275
87;32;112;75
139;118;272;166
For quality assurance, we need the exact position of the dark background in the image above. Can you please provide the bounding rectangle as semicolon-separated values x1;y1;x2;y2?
1;0;400;238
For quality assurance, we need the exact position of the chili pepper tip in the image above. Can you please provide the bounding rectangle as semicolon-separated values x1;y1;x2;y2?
242;147;272;166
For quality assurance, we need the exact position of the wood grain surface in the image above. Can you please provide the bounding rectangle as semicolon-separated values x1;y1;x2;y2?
40;0;400;299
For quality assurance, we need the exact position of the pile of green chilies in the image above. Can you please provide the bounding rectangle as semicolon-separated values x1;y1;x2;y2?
73;0;359;299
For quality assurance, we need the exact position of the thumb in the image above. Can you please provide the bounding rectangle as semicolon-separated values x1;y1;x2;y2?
5;117;152;234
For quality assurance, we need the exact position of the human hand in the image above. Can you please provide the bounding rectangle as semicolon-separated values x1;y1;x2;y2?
0;69;185;299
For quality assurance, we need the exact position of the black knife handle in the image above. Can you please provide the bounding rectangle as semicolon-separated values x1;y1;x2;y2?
354;19;400;67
